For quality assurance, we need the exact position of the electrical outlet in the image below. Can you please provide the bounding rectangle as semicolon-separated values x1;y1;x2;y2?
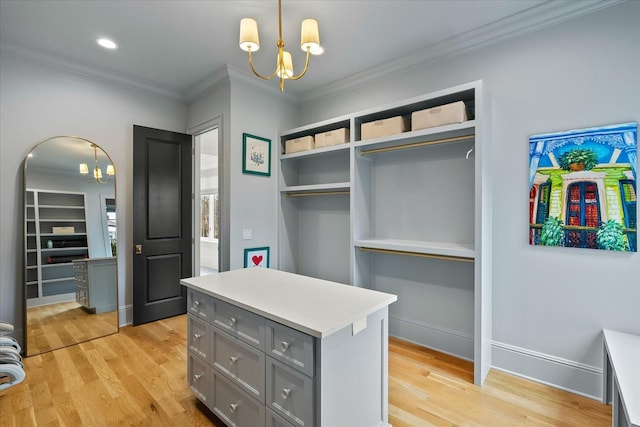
242;229;252;240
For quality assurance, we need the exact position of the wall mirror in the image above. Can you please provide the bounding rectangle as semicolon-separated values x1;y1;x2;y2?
24;136;118;356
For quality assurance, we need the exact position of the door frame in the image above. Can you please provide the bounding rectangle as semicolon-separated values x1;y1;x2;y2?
188;115;228;274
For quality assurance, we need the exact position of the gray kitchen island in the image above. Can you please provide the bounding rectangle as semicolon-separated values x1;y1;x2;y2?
180;267;397;427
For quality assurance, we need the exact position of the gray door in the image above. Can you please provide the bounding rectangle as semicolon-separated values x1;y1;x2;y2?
132;125;192;325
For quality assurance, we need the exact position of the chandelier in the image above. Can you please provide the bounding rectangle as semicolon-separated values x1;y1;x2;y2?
79;144;114;184
239;0;323;92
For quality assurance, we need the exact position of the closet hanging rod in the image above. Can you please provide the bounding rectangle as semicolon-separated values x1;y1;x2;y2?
359;246;474;263
359;134;475;156
285;190;350;198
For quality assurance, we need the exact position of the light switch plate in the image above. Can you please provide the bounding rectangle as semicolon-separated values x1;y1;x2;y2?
242;229;252;240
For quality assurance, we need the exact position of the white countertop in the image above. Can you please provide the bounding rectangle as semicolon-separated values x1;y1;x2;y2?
603;329;640;426
180;268;397;338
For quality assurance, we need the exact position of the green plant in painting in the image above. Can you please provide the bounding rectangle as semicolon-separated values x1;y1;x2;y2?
539;216;564;246
596;220;629;251
557;148;599;171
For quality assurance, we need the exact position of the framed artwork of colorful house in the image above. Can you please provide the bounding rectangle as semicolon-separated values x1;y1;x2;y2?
529;122;637;252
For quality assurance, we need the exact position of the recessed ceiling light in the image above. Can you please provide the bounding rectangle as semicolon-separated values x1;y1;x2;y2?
96;38;118;50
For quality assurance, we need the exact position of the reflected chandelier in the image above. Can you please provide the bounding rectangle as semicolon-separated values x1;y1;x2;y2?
79;144;114;184
239;0;323;92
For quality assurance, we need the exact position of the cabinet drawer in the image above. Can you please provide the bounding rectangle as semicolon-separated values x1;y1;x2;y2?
187;288;212;321
73;262;87;273
266;357;314;427
76;289;88;306
266;320;315;377
187;315;211;361
188;351;211;405
213;327;265;402
213;299;265;351
267;408;295;427
212;371;265;427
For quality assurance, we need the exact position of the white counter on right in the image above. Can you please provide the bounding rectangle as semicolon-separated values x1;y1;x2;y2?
602;329;640;427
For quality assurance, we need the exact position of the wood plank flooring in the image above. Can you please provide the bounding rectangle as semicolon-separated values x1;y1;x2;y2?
1;315;611;426
26;301;118;356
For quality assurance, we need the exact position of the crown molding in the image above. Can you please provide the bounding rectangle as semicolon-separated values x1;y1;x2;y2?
184;65;232;103
0;40;186;101
299;0;624;103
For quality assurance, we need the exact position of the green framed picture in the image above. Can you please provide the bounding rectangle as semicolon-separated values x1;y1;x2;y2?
244;246;270;268
242;133;271;176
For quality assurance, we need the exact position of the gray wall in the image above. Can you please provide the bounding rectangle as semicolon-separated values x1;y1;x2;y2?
0;55;187;331
299;1;639;398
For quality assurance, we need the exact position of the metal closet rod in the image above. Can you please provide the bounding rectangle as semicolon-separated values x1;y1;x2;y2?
359;246;474;263
359;134;475;156
285;190;350;198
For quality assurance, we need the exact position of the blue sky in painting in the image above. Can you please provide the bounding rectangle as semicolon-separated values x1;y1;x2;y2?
536;140;630;168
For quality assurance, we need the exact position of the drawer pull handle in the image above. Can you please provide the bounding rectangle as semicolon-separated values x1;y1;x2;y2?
229;356;238;365
280;341;289;352
229;403;238;413
281;388;291;400
193;300;200;307
193;333;202;340
229;317;237;326
193;374;202;381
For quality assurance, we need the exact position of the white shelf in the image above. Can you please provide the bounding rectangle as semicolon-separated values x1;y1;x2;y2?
41;262;74;268
281;182;351;194
355;121;476;152
40;232;87;237
354;239;475;260
281;143;350;160
41;247;88;252
38;218;86;222
42;277;74;284
38;204;85;209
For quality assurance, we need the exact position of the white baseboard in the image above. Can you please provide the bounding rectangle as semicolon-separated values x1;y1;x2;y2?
388;317;603;400
119;304;132;327
389;316;474;361
491;340;602;400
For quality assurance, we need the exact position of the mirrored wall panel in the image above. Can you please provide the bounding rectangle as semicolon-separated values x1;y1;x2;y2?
24;136;118;356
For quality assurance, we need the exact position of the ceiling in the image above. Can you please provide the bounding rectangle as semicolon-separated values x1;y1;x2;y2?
0;1;618;100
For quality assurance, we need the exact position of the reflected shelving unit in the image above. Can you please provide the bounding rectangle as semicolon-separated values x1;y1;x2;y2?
277;81;492;385
25;189;90;307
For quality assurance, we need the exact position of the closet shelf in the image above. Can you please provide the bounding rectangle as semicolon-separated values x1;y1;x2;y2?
355;120;475;153
280;143;350;160
42;277;74;284
40;232;87;237
354;239;475;261
281;182;351;195
38;204;85;209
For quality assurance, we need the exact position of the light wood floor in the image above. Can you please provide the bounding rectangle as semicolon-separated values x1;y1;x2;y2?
26;301;118;356
1;315;611;426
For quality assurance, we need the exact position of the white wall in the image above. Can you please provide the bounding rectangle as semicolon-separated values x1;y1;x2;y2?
299;1;640;398
0;55;187;333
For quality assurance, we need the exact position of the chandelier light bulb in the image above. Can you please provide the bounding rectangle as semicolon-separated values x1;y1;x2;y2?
239;18;260;52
